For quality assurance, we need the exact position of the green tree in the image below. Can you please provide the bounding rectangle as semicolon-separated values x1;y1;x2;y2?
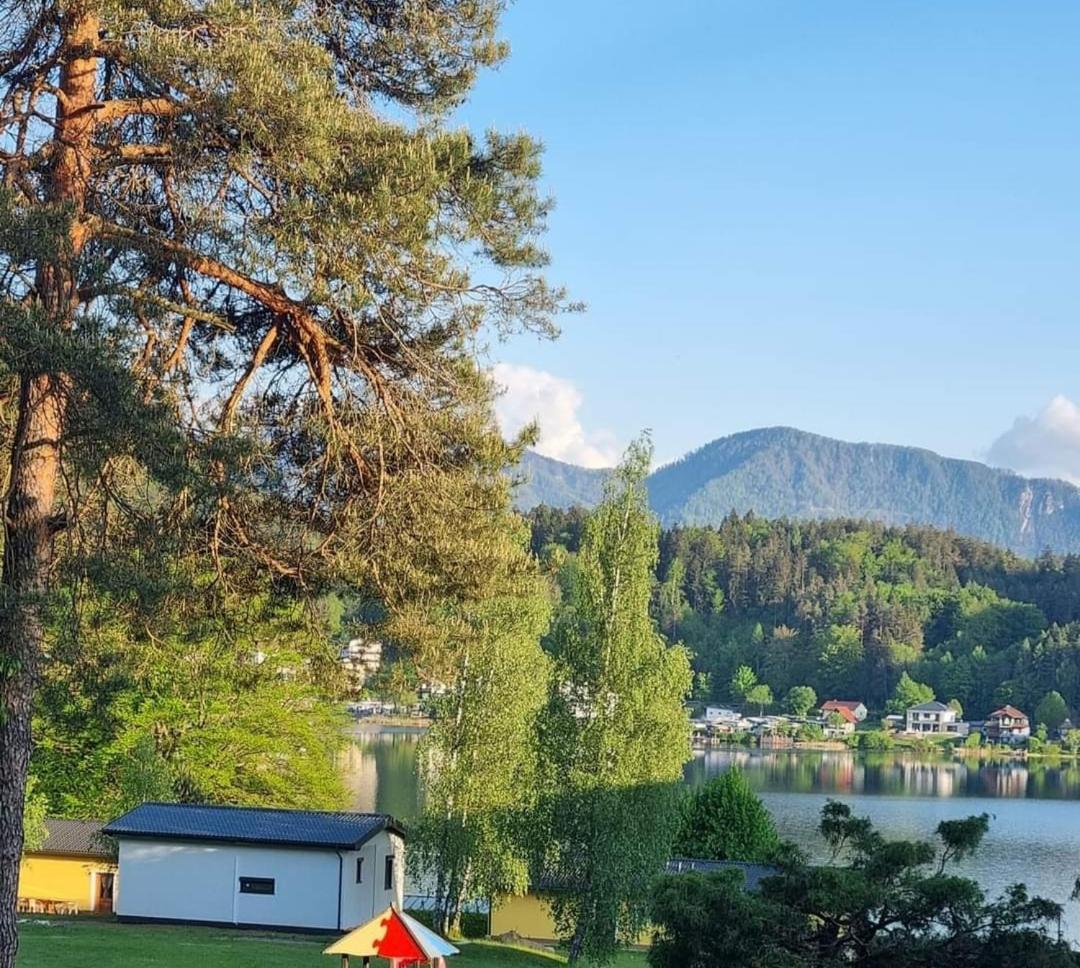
785;685;818;718
731;665;758;702
33;584;347;815
651;802;1077;968
0;2;568;959
413;578;551;935
538;440;692;963
887;671;935;714
746;684;773;716
659;557;688;638
673;769;780;863
948;698;964;718
20;778;47;854
1034;691;1069;733
691;671;713;703
816;624;865;697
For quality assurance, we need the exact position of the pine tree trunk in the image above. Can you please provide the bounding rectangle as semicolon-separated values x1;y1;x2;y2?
0;9;96;967
0;376;67;966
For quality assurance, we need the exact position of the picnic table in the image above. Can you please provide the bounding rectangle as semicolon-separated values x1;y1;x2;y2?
17;898;79;916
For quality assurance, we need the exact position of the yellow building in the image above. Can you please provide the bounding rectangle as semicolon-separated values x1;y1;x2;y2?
18;819;116;914
491;859;776;944
490;892;562;942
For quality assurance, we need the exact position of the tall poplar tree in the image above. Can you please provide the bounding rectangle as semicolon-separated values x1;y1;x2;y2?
0;3;565;962
537;439;692;963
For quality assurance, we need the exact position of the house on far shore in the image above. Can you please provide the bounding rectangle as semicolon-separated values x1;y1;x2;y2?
18;819;116;915
905;701;967;736
704;706;741;727
985;706;1030;744
821;700;867;722
103;803;404;932
821;704;857;737
490;858;777;943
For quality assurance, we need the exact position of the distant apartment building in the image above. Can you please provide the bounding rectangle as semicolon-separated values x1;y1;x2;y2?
340;639;383;692
704;706;741;726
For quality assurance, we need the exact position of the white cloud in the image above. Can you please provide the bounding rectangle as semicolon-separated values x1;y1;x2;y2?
987;395;1080;484
492;362;620;468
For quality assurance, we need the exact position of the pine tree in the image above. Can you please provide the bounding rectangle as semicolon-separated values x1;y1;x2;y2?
0;4;566;961
537;439;692;963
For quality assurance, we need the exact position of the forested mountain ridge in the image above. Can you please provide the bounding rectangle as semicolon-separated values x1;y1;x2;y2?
528;507;1080;718
513;450;610;510
515;427;1080;555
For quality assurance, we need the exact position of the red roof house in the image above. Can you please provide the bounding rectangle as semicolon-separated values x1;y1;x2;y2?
821;700;867;722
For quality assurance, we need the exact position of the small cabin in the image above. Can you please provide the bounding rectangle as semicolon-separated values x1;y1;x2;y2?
103;802;404;932
18;819;116;915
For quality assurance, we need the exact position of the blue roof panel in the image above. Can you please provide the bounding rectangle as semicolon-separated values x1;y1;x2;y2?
103;803;402;850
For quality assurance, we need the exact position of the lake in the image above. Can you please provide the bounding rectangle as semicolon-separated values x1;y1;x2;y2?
342;728;1080;942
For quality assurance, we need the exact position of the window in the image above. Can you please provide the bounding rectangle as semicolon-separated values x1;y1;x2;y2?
384;855;394;891
356;857;364;884
239;877;275;895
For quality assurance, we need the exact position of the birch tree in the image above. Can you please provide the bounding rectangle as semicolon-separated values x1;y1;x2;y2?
412;564;550;935
538;439;693;963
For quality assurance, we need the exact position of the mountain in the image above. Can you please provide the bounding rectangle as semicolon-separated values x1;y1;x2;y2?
511;450;611;510
514;427;1080;556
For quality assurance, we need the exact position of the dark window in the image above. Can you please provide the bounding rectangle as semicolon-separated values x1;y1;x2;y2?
384;855;394;890
356;857;364;884
239;877;275;895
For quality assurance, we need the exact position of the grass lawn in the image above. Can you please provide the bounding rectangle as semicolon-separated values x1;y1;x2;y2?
15;918;649;968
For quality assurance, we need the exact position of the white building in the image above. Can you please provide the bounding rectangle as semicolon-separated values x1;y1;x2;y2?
103;803;404;931
704;706;741;726
905;701;966;735
340;639;384;691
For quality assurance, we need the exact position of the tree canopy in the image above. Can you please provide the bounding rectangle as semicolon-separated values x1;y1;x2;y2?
673;769;780;864
529;509;1080;721
651;801;1078;968
536;441;692;963
0;1;567;962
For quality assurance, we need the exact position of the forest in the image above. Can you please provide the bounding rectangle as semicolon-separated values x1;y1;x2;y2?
529;505;1080;718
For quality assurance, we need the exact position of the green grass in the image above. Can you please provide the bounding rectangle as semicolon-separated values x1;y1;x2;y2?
15;918;648;968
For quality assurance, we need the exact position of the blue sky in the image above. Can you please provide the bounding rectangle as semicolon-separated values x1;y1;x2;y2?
457;1;1080;473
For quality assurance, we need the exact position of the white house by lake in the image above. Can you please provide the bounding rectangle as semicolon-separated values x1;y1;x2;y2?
905;701;968;736
103;803;404;932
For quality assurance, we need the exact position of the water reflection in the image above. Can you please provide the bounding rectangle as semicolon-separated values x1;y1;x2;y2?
340;730;1080;943
687;749;1080;800
339;726;424;819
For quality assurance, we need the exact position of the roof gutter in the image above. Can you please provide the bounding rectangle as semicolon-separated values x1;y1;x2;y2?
336;852;344;931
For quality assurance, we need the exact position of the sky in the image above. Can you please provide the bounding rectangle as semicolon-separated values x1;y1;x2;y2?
452;1;1080;475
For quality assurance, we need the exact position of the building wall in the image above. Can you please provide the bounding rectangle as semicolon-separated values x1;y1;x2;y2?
491;893;559;941
337;831;404;928
115;839;345;930
18;855;115;911
491;892;651;946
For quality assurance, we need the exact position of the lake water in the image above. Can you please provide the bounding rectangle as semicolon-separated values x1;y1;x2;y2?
342;729;1080;942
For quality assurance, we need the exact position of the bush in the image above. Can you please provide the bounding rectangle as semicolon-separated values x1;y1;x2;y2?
407;908;489;939
797;723;825;742
963;732;982;749
674;769;781;862
857;730;894;751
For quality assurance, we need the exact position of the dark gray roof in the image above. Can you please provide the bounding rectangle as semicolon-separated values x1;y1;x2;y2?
909;701;950;712
534;856;777;893
103;803;404;850
665;858;777;891
30;819;113;858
